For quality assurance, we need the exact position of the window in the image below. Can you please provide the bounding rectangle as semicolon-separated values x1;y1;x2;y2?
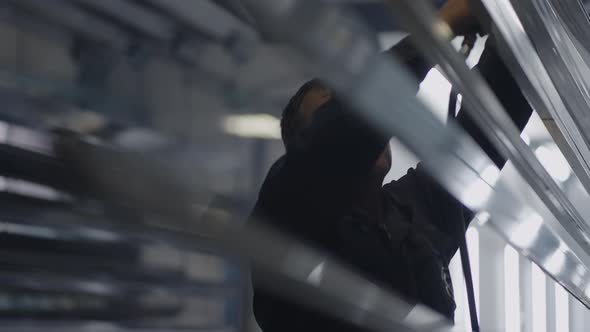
531;263;547;332
555;284;570;332
504;245;520;332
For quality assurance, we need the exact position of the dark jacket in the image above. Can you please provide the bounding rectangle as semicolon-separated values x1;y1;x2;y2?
250;37;533;331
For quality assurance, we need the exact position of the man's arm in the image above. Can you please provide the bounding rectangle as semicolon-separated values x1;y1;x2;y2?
456;45;532;169
409;45;533;262
385;0;478;87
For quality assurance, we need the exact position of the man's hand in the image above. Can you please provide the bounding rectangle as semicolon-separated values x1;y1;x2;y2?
437;0;480;35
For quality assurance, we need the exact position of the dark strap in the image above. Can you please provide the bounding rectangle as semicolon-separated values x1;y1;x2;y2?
459;225;479;332
448;90;480;332
447;34;480;332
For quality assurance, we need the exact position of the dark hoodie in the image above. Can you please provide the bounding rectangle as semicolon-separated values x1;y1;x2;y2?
250;37;533;331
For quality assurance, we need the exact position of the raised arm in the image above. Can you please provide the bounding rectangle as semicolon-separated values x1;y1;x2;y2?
400;44;534;263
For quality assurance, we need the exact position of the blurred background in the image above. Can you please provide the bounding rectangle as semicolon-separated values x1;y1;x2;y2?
0;0;587;331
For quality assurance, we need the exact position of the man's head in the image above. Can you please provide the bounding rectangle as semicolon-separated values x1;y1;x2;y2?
280;79;392;179
281;79;331;151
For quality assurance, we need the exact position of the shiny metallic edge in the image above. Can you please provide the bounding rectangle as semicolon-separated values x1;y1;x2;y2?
242;0;590;308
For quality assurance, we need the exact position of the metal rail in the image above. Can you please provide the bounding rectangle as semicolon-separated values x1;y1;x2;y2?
241;0;590;308
386;0;590;257
6;0;128;50
548;0;590;55
477;0;590;198
144;0;257;42
71;0;177;41
470;0;590;203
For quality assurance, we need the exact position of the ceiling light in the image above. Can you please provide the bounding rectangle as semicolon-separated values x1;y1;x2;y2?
222;114;281;140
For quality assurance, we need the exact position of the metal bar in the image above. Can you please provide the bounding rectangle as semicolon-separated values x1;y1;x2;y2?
241;0;590;308
0;269;238;298
70;0;177;41
6;0;128;50
0;2;71;46
385;0;590;288
548;0;590;55
0;322;236;332
212;0;256;27
479;0;590;196
143;0;256;42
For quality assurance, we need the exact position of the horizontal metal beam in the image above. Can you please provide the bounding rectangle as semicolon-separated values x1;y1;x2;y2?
70;0;177;41
6;0;129;49
0;322;236;332
144;0;257;41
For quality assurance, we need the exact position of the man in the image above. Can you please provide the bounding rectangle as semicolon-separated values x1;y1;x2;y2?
250;0;532;330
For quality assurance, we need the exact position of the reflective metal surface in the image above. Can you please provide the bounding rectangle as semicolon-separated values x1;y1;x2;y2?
386;0;590;256
382;0;590;306
6;0;128;49
0;0;588;330
243;0;590;309
548;0;590;55
477;0;590;198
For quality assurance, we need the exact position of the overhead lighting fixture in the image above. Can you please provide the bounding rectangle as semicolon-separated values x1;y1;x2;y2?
222;114;281;140
535;143;571;182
